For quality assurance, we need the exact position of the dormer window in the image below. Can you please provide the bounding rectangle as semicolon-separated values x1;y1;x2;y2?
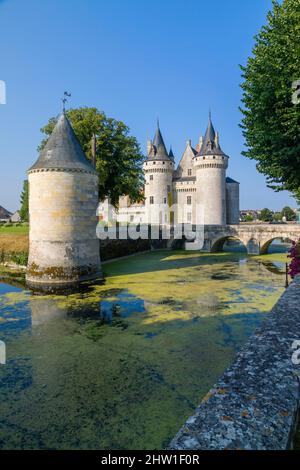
188;169;192;176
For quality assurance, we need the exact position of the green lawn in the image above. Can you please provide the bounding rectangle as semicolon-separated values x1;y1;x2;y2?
0;224;29;234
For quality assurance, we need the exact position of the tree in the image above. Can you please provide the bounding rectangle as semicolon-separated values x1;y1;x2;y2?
39;107;144;207
274;212;282;222
19;180;29;222
245;214;254;222
259;208;274;222
240;0;300;202
281;205;296;221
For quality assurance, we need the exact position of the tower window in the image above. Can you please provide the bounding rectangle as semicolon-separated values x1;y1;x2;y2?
167;185;171;192
150;175;153;181
187;212;192;222
163;197;167;204
187;196;192;205
188;169;192;176
150;196;154;204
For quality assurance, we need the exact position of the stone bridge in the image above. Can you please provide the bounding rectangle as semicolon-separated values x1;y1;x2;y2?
186;224;300;255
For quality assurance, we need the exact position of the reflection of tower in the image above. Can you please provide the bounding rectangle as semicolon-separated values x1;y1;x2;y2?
194;114;228;225
143;122;174;224
26;112;102;291
30;298;68;327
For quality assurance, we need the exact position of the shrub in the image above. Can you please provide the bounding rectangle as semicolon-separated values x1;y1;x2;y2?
10;251;28;266
288;240;300;278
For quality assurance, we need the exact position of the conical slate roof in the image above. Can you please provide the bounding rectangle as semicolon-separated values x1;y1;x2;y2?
148;123;171;161
169;146;175;160
197;113;229;158
226;176;239;184
28;113;96;173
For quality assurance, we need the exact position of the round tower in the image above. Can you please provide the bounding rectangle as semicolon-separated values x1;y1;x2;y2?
143;122;174;224
26;112;102;292
194;114;228;225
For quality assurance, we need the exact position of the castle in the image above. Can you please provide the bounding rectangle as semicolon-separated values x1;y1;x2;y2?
117;114;240;226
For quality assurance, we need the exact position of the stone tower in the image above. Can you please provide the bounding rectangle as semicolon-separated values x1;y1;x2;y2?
143;123;174;224
226;177;240;225
194;114;228;225
26;112;102;291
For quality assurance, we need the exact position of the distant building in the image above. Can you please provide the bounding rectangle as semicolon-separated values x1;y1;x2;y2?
10;211;21;222
240;210;261;221
0;205;12;222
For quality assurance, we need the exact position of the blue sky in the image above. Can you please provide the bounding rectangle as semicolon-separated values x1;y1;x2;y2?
0;0;295;212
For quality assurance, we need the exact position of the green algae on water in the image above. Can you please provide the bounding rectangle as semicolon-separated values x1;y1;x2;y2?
0;250;288;449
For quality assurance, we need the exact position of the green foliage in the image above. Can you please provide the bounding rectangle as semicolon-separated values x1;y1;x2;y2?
19;180;29;222
244;214;254;222
259;208;274;222
281;205;296;221
39;107;145;207
240;0;300;201
10;251;28;266
274;212;283;222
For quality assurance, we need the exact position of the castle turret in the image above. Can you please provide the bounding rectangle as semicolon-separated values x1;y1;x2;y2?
26;112;102;291
143;122;174;224
226;177;240;224
193;114;228;225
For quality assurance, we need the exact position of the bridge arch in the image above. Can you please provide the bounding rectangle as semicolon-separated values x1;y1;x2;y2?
211;235;247;253
260;236;295;255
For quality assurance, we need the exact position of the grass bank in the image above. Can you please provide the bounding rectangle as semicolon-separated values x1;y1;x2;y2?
0;224;29;265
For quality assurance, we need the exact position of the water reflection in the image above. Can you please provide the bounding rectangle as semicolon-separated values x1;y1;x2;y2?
0;250;289;449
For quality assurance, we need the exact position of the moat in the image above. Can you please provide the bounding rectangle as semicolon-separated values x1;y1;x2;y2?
0;248;289;449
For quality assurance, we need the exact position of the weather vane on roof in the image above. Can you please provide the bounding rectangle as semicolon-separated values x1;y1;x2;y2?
62;91;71;112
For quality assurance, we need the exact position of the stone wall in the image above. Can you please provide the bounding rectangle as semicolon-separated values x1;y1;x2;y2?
100;237;151;261
169;275;300;450
27;170;101;286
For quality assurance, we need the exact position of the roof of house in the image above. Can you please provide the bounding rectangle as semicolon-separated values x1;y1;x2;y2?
197;113;229;158
0;205;12;220
226;176;239;184
28;113;96;173
147;123;171;161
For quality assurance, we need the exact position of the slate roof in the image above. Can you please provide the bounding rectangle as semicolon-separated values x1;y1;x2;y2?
197;114;229;158
28;113;96;173
169;146;175;161
147;123;171;161
226;177;239;184
0;205;12;220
